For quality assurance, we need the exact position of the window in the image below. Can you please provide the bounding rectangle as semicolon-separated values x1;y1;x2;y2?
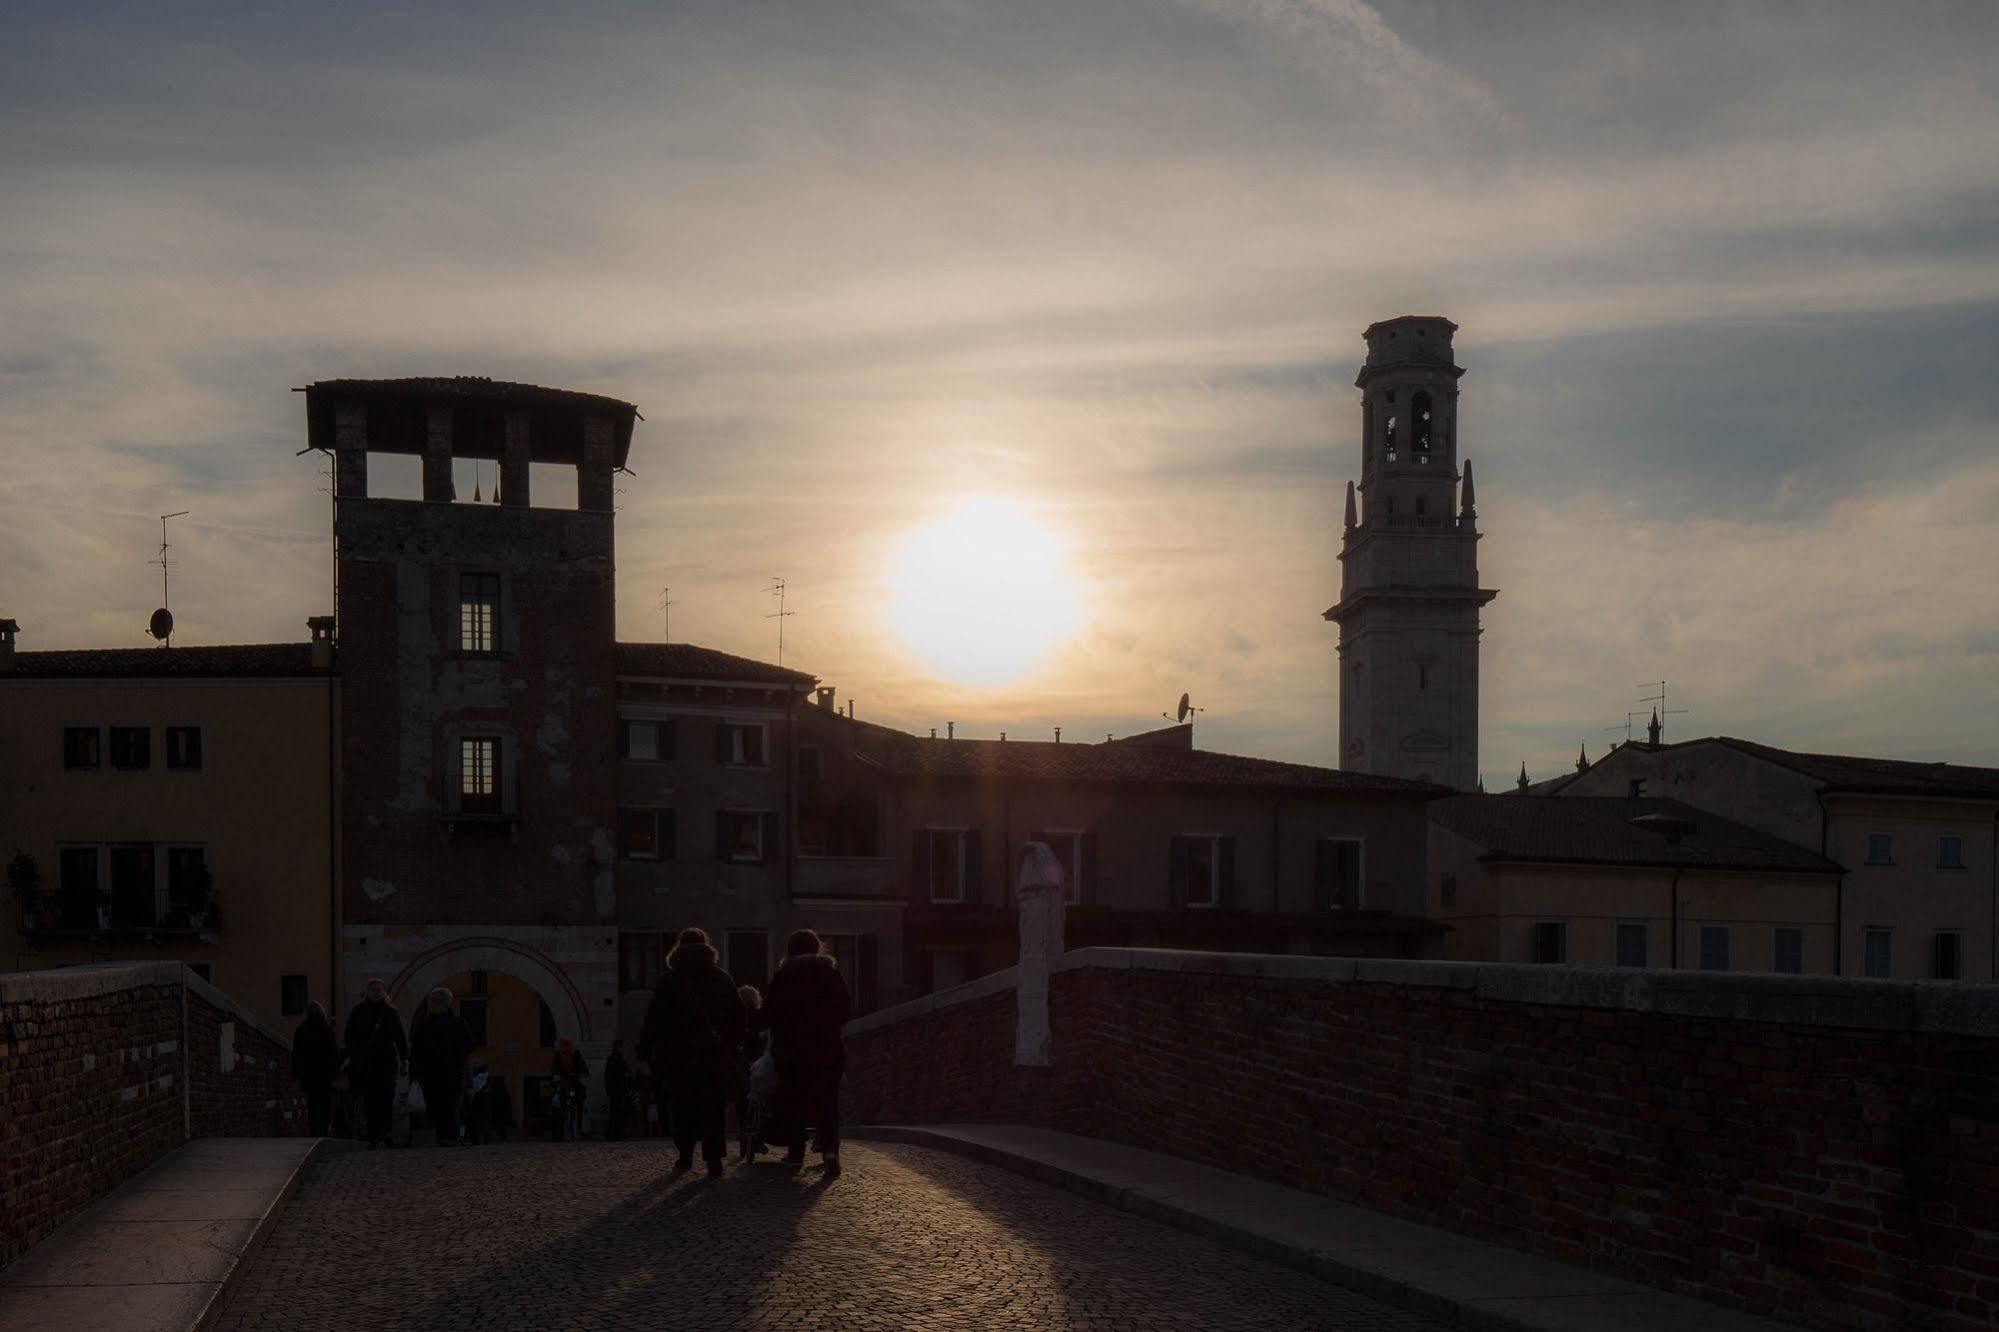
1039;831;1090;905
165;726;203;770
460;994;489;1047
108;844;156;929
800;793;882;857
1627;779;1647;798
1864;928;1892;979
799;745;822;781
618;808;673;861
1384;412;1398;460
1773;927;1804;975
1414;497;1427;518
716;810;773;864
1439;872;1457;908
619;719;673;762
1532;921;1567;964
1316;838;1363;911
63;726;101;770
109;726;151;770
726;929;769;996
1616;922;1648;968
280;975;308;1017
1174;835;1228;909
459;573;500;653
620;932;665;991
460;737;500;814
1938;835;1965;870
922;828;976;903
1411;391;1434;457
716;722;767;767
1699;925;1731;971
165;847;209;920
1865;832;1894;866
59;847;100;929
1934;931;1965;981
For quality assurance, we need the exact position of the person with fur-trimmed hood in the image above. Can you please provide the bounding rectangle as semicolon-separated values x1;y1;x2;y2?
638;927;745;1176
761;929;852;1175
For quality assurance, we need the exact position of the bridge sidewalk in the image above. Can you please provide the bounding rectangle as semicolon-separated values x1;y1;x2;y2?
0;1137;322;1332
855;1123;1799;1332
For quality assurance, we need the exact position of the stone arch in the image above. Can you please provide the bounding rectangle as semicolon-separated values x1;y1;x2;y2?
387;936;591;1043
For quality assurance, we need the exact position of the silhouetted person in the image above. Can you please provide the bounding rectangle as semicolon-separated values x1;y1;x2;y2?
410;987;474;1148
733;985;767;1161
466;1063;493;1145
490;1073;515;1142
290;1000;341;1136
344;979;408;1148
638;927;745;1176
549;1039;589;1140
763;929;851;1175
604;1039;633;1141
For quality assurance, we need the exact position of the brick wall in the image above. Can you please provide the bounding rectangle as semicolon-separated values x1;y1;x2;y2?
846;950;1999;1332
0;963;304;1269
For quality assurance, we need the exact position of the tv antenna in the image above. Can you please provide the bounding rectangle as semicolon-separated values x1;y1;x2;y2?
150;511;189;647
1162;692;1205;724
1604;711;1647;743
1636;681;1690;743
766;577;795;666
657;586;673;642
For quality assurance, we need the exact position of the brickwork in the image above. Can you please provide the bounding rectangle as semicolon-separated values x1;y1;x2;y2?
0;963;303;1270
845;952;1999;1332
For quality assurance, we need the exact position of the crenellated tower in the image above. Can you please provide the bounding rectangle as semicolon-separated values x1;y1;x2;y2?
1324;316;1496;790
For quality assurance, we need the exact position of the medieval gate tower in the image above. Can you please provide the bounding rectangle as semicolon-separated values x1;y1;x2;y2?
1325;316;1496;791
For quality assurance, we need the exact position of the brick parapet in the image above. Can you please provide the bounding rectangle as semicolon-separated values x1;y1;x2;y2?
845;949;1999;1332
0;963;304;1270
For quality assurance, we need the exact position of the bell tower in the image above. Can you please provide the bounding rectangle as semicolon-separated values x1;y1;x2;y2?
1324;316;1496;790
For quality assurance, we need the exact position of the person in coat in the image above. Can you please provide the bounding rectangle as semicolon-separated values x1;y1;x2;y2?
409;987;474;1147
603;1040;633;1141
637;927;746;1175
549;1040;589;1140
290;1000;342;1136
343;979;409;1148
762;929;852;1175
490;1072;515;1142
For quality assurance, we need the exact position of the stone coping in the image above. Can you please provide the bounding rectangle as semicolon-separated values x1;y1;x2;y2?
0;962;292;1051
844;947;1999;1039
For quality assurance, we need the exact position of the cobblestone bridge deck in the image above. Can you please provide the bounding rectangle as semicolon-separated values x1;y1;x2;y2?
210;1140;1446;1331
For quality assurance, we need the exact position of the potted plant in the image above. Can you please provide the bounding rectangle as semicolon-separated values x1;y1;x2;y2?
8;850;42;932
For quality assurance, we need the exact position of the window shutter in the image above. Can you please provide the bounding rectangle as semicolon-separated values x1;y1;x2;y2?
715;811;730;862
1080;832;1098;906
1168;836;1188;909
761;811;779;865
911;828;929;899
661;810;677;861
661;719;676;761
1219;836;1237;908
715;723;731;764
857;933;879;1015
1314;839;1334;913
964;829;983;904
616;721;629;760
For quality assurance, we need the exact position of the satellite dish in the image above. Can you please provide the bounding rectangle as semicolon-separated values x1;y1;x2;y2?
149;608;174;642
1176;692;1191;723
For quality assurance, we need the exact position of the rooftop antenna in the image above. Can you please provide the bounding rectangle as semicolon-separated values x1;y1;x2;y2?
1162;692;1205;724
1636;681;1690;744
766;577;795;666
657;586;673;643
150;511;190;647
1604;711;1647;744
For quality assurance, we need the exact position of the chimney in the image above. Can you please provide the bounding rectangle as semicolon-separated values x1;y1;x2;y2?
1000;732;1006;742
947;722;955;740
930;728;937;739
307;616;335;670
1053;727;1062;744
816;686;836;712
0;619;17;671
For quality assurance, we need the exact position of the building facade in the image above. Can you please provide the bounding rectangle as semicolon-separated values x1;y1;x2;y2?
1546;737;1999;980
1427;795;1843;971
1327;316;1496;792
0;627;338;1033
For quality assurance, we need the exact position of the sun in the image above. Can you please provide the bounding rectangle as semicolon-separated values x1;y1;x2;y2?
885;499;1084;687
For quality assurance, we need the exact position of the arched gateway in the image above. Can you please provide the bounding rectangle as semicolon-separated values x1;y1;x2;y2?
386;936;591;1044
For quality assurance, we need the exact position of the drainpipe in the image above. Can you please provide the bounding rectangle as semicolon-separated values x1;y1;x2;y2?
1670;869;1683;969
326;644;339;1012
1270;798;1282;917
1817;792;1839;975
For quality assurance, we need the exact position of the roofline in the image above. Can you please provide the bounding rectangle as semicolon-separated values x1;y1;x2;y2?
614;674;816;692
1481;853;1845;876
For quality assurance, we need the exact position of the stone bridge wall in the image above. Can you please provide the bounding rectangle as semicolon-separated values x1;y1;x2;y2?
0;963;304;1268
845;949;1999;1332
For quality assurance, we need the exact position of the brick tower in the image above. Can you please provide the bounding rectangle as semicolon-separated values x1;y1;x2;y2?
305;378;638;1072
1324;318;1496;791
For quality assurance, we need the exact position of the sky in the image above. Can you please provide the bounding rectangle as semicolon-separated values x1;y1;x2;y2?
3;1;1996;787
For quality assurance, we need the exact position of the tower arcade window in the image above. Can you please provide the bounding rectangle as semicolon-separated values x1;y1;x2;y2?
1412;391;1434;460
1384;413;1398;460
459;573;501;654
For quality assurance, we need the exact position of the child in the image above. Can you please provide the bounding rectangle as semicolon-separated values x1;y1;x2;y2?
734;985;768;1160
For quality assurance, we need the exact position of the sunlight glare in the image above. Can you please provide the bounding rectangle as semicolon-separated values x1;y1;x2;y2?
885;499;1084;687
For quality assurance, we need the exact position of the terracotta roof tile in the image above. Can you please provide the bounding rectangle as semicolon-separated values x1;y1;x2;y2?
6;644;320;679
1433;795;1841;873
614;642;815;686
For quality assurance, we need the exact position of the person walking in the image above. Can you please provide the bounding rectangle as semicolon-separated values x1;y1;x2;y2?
343;979;409;1149
410;987;474;1148
637;927;745;1176
466;1063;493;1145
732;985;767;1161
763;930;852;1175
549;1039;589;1141
290;1000;341;1136
604;1039;633;1141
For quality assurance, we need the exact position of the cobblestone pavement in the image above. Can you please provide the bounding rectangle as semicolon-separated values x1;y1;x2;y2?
211;1141;1449;1331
